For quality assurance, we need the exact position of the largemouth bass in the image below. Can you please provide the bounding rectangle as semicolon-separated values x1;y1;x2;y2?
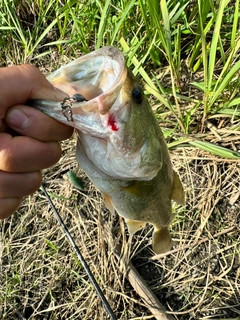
30;47;184;254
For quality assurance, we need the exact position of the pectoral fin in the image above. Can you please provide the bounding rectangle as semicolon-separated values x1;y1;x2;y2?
171;170;185;205
102;193;115;214
125;219;146;234
152;227;172;254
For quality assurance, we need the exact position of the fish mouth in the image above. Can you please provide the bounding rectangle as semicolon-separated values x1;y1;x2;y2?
30;47;127;125
30;47;162;181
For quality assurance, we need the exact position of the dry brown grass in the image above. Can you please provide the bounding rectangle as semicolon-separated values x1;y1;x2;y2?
0;131;239;319
1;1;239;317
1;36;240;320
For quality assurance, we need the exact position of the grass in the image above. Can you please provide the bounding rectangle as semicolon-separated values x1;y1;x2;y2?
0;0;240;319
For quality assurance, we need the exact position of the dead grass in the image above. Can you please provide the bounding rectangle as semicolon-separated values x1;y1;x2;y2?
0;130;239;319
0;40;240;320
0;0;239;317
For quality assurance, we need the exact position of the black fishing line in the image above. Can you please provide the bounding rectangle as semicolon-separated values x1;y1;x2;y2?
40;183;117;320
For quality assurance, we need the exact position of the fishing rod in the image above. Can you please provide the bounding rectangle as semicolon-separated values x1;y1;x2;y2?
40;183;117;320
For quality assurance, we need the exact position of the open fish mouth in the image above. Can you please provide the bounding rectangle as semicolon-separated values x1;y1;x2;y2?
31;47;128;124
30;47;164;181
48;46;126;110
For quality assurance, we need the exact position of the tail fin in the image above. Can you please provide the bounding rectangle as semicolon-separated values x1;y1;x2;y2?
152;227;172;254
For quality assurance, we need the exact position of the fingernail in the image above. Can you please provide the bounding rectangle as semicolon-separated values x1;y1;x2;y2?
6;109;29;130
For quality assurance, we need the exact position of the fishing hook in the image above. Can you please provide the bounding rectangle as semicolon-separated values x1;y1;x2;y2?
60;94;88;122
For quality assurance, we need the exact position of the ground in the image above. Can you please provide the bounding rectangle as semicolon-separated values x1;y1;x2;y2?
0;129;239;319
0;48;240;320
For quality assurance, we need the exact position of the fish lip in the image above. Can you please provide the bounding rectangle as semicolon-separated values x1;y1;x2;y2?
50;46;128;115
29;46;128;128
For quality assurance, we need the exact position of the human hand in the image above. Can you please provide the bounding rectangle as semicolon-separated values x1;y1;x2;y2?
0;65;73;219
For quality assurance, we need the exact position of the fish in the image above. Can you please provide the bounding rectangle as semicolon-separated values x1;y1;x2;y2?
30;46;185;254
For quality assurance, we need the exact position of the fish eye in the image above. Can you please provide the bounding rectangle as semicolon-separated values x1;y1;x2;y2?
132;87;143;104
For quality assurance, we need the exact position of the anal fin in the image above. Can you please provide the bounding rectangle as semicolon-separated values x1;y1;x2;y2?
125;219;146;234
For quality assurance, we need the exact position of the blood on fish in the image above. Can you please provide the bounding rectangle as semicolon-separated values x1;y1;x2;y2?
107;114;118;131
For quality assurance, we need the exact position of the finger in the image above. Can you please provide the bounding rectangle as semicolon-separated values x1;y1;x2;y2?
0;64;68;119
0;171;42;198
0;133;62;172
0;198;23;220
5;106;73;142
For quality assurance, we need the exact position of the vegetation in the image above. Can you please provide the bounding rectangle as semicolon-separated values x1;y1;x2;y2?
0;0;239;319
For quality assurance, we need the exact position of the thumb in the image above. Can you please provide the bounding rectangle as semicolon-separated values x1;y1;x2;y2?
0;64;67;120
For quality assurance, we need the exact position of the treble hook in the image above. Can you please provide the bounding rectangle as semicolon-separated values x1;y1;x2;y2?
60;94;88;122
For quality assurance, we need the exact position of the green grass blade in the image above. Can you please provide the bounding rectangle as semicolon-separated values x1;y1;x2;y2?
132;35;154;75
208;0;226;91
231;0;239;50
190;15;214;72
197;0;208;114
120;37;173;111
224;98;240;108
168;137;192;149
146;0;168;54
3;0;28;53
212;38;240;93
28;12;67;57
145;84;173;111
169;1;190;25
210;59;240;108
96;0;111;49
0;26;16;30
160;0;172;59
189;140;240;159
216;108;240;116
120;37;158;91
173;24;181;71
110;0;136;45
